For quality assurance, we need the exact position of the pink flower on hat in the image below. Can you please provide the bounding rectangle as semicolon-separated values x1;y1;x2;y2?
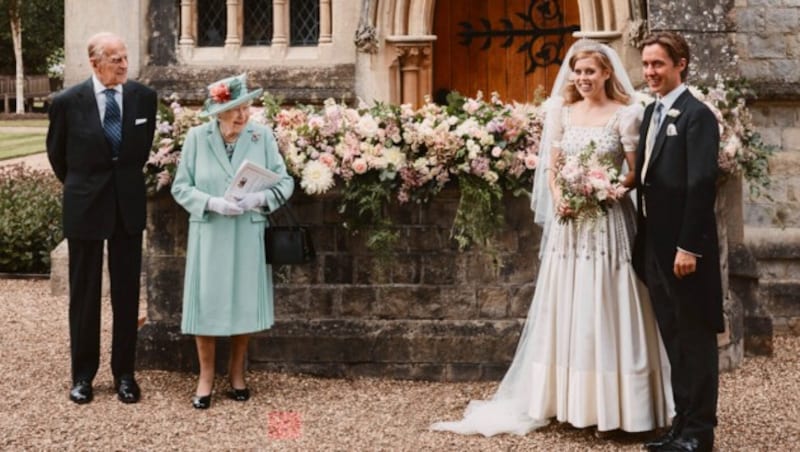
209;82;231;103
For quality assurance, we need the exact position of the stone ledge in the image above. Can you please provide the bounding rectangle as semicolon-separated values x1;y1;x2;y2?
139;64;356;105
750;82;800;102
745;226;800;260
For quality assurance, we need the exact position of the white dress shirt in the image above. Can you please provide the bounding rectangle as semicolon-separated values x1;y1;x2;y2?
92;75;123;125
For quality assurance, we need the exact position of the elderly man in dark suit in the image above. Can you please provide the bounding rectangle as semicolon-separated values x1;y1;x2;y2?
47;32;157;405
632;32;723;452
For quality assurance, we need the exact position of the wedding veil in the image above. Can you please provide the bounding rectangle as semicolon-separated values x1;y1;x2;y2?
531;40;636;255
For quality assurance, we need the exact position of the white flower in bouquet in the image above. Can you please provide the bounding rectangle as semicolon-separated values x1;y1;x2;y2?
301;160;335;195
463;98;481;115
383;146;407;169
356;113;380;138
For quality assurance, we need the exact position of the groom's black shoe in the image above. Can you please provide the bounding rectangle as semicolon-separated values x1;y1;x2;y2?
644;416;684;450
658;434;713;452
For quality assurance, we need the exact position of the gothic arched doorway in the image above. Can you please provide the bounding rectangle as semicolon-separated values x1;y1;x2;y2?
433;0;580;103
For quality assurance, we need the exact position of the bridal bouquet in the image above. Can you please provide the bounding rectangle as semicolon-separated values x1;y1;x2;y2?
553;141;627;223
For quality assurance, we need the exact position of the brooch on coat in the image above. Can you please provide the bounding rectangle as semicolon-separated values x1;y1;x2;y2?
251;132;261;143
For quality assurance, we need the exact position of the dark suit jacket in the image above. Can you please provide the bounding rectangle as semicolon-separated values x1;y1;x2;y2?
632;89;724;332
47;78;157;240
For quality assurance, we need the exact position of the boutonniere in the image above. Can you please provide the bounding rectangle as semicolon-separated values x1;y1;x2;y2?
251;132;261;143
666;124;678;136
666;108;681;118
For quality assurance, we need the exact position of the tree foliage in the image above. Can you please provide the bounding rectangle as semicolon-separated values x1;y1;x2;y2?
0;0;64;75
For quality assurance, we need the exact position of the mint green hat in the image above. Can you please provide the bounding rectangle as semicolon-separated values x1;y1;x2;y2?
199;72;263;117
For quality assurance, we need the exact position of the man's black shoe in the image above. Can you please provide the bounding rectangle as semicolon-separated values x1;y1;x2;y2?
69;380;93;404
114;375;141;404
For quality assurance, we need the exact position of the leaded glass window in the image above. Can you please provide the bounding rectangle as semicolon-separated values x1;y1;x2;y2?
290;0;320;46
197;0;226;47
244;0;273;46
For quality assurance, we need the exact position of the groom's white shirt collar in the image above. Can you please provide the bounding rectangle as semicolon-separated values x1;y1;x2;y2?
655;83;687;117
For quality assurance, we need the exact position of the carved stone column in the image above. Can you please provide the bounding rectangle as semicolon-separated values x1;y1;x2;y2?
178;0;195;62
273;0;288;45
574;0;623;42
387;36;435;108
224;0;241;59
319;0;332;44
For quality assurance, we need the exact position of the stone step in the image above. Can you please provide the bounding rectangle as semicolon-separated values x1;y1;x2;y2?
138;318;526;381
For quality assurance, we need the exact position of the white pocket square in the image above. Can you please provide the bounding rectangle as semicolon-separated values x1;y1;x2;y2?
135;118;148;125
666;124;678;136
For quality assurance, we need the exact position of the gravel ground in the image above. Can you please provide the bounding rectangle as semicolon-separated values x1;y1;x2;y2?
1;279;797;451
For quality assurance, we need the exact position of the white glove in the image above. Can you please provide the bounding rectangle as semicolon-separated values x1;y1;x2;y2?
206;197;244;216
235;192;267;211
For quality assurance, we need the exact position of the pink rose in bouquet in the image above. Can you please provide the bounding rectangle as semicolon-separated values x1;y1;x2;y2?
554;141;627;224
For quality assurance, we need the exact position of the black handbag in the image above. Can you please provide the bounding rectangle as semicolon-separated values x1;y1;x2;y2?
264;188;316;265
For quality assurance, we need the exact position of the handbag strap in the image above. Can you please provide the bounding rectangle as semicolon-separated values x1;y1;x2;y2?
268;187;299;226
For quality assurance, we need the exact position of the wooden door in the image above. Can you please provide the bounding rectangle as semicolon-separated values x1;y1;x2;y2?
433;0;580;104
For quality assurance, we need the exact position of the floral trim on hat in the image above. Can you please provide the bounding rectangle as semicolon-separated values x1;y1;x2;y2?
208;78;243;104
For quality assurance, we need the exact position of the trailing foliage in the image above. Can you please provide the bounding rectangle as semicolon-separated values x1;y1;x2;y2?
0;164;62;273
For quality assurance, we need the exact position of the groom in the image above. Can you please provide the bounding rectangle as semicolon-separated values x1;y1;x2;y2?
632;32;723;452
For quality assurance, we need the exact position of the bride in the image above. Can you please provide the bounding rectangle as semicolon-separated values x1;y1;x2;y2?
432;40;674;436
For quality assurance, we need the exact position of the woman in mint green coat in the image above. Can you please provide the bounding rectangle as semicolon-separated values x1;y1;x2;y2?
171;73;294;409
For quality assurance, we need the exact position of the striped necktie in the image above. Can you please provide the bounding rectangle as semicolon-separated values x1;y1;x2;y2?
103;88;122;158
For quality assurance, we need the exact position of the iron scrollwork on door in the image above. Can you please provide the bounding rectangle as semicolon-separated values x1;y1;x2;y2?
458;0;580;74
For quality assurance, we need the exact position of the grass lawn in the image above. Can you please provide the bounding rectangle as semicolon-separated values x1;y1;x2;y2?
0;119;49;128
0;132;46;160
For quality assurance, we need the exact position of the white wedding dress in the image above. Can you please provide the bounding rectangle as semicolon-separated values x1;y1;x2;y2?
432;104;674;436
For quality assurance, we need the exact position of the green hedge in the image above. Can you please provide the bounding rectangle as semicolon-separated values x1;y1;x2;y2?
0;164;62;274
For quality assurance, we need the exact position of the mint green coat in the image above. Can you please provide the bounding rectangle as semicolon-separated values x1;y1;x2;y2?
171;120;294;336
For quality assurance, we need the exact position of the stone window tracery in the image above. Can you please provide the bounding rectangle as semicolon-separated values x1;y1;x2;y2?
180;0;332;63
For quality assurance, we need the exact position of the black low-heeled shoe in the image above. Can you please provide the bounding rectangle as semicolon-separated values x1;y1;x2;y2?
226;387;250;401
191;394;212;409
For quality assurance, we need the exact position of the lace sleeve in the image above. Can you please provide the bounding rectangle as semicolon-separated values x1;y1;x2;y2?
618;103;644;153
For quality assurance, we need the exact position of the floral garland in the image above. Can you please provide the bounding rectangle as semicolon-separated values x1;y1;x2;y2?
145;80;773;257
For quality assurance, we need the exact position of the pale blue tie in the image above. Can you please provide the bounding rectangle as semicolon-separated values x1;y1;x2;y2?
653;101;664;132
103;89;122;158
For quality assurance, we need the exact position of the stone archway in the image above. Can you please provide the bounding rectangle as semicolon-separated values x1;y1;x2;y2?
367;0;638;107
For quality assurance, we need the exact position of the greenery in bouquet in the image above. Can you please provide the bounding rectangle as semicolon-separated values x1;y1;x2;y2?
553;141;627;224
